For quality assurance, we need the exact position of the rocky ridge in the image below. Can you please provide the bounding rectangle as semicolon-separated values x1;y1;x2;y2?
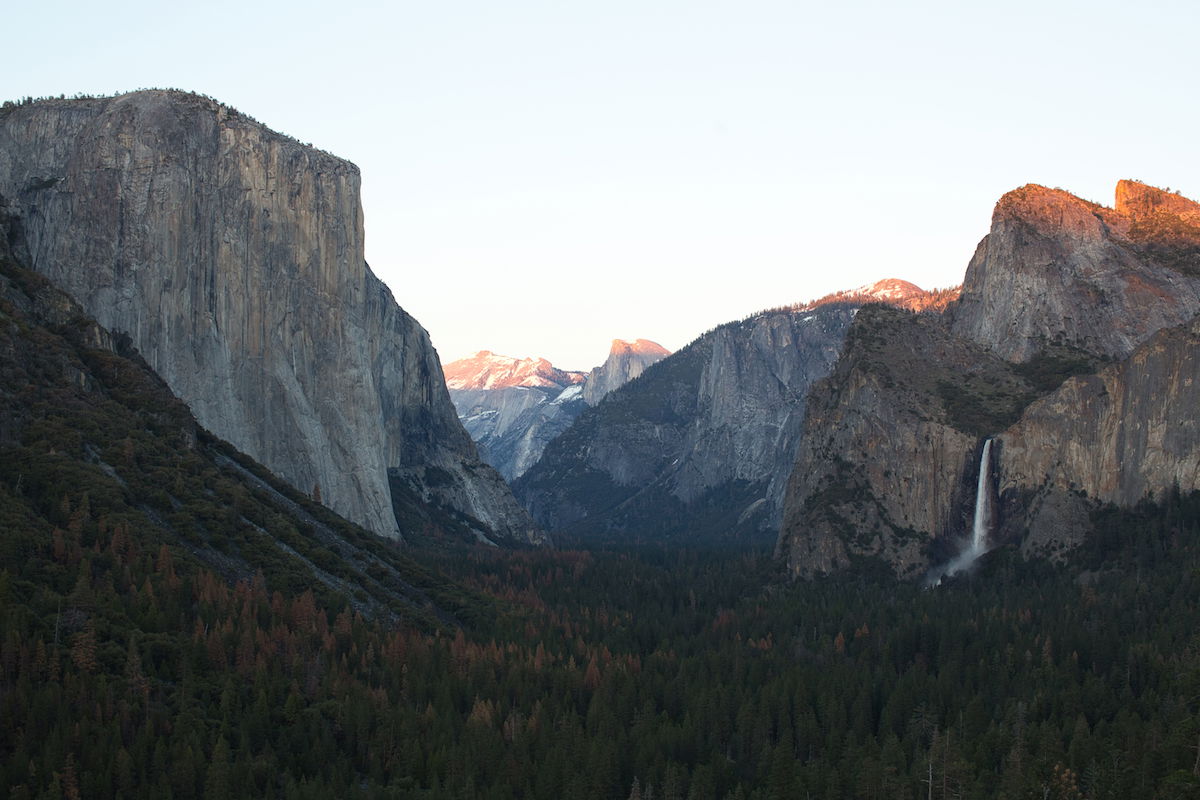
778;181;1200;578
516;281;949;543
444;341;668;482
0;90;540;544
444;350;585;391
949;181;1200;361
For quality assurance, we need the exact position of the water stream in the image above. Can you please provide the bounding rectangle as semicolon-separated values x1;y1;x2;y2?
929;438;995;584
970;438;994;555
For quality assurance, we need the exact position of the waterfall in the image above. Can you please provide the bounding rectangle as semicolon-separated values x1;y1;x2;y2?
970;438;994;555
928;437;996;585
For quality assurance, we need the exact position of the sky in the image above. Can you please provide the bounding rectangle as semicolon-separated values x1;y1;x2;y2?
5;1;1200;370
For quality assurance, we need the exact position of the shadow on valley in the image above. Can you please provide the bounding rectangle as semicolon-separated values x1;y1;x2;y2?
5;464;1200;798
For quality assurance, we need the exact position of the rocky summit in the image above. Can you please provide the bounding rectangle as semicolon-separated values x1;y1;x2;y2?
949;181;1200;361
778;181;1200;578
581;339;671;405
444;351;586;392
0;90;540;545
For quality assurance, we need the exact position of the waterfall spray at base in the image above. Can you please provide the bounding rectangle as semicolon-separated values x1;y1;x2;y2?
929;438;995;585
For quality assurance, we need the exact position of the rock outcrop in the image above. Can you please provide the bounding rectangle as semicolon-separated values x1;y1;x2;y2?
445;351;588;481
444;344;669;482
996;315;1200;555
949;182;1200;361
581;339;670;405
779;181;1200;578
0;91;540;544
776;307;1044;578
451;384;586;482
516;281;949;544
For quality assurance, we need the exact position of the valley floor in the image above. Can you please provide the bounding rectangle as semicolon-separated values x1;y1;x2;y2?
4;491;1200;799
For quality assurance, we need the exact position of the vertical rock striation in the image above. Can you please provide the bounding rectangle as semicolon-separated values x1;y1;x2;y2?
995;316;1200;555
949;182;1200;361
0;91;539;543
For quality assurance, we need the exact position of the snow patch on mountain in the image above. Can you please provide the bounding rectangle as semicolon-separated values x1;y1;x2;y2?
444;351;586;391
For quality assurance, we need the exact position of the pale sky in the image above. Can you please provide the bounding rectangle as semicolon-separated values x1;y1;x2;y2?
5;1;1199;371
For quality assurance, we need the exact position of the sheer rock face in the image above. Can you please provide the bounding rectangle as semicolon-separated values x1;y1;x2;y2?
444;344;663;482
0;91;539;543
450;384;586;481
996;316;1200;555
779;181;1200;578
776;308;1017;579
515;305;867;541
581;339;670;405
949;182;1200;362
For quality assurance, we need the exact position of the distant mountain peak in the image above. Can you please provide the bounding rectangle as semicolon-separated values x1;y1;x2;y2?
848;278;927;302
608;338;671;357
444;351;585;391
583;339;671;405
798;278;959;314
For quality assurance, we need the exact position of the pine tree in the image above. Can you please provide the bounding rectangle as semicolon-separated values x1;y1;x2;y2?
204;737;232;800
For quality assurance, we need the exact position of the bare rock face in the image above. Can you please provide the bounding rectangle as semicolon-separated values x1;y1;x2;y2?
949;182;1200;361
0;91;540;544
996;316;1200;555
776;307;1034;578
778;181;1200;578
446;351;587;481
445;344;666;482
516;284;950;544
451;386;585;481
581;339;670;405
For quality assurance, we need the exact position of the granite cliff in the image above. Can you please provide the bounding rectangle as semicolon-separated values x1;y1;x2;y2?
996;315;1200;557
516;281;949;544
776;306;1060;578
444;341;668;482
581;339;671;405
0;90;540;544
949;181;1200;361
445;351;588;481
779;181;1200;578
0;213;475;623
